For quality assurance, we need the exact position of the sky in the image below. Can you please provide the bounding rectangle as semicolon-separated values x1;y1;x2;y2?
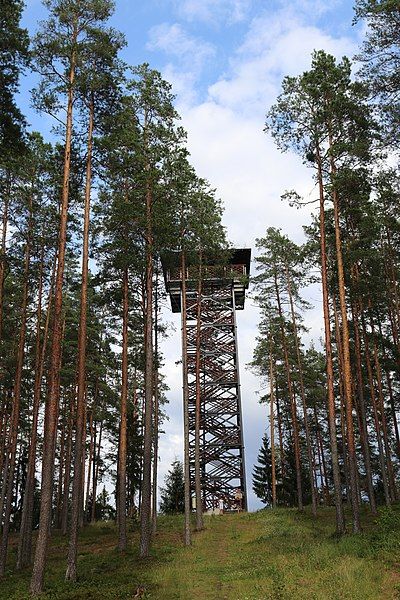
19;0;364;511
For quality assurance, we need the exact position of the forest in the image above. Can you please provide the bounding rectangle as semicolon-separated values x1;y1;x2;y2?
0;0;399;598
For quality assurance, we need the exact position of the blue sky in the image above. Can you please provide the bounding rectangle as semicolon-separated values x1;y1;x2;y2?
19;0;364;511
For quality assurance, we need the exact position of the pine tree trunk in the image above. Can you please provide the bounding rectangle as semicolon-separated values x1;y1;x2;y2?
194;256;204;531
0;195;32;575
180;250;192;546
139;169;154;558
274;273;303;511
152;271;160;535
56;394;67;529
333;299;350;505
270;350;277;508
117;267;129;551
314;408;331;505
350;298;377;515
331;183;360;532
376;315;400;460
85;412;94;519
17;248;54;568
30;40;76;595
65;96;94;580
370;317;398;501
61;387;75;535
151;372;159;535
275;389;285;480
360;312;391;506
0;174;11;341
285;263;317;515
315;146;345;534
91;413;103;522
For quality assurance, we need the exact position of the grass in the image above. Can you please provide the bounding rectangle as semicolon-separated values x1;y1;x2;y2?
1;505;399;599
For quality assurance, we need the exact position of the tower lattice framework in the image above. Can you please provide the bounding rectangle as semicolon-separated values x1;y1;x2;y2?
162;250;250;512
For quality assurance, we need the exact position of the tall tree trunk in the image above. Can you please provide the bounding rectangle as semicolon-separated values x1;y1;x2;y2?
329;143;360;531
117;267;129;551
315;146;345;533
0;174;11;341
55;394;67;529
370;316;398;501
270;350;277;508
275;387;285;480
0;195;32;575
91;411;103;522
30;40;76;595
350;298;377;515
66;95;94;580
360;312;391;507
194;256;204;530
274;273;303;511
139;168;154;558
61;387;75;535
17;248;54;568
333;299;350;504
376;315;400;460
85;412;94;519
285;263;317;515
152;271;160;536
180;250;191;546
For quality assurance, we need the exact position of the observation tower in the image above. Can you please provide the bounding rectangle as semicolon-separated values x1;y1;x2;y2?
162;249;251;512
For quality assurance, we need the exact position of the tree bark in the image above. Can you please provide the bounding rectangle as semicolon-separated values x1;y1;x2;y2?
152;271;160;536
66;95;94;580
370;316;398;501
360;312;391;507
315;146;345;534
0;193;32;575
61;387;75;535
17;248;54;568
85;412;94;519
350;298;377;515
0;173;11;341
331;185;360;531
139;169;154;558
30;37;76;595
270;350;277;508
117;267;129;551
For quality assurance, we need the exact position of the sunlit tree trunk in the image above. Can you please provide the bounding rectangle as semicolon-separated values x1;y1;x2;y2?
315;146;345;534
30;37;77;596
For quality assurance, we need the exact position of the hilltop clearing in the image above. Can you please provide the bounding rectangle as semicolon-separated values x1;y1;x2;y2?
1;505;399;599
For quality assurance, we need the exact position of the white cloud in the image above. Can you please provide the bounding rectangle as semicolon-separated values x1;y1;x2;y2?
147;23;215;72
171;0;252;25
209;12;357;115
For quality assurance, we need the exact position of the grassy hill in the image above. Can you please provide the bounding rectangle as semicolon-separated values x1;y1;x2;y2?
1;505;399;599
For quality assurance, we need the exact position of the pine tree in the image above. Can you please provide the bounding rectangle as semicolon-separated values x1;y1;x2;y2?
253;435;273;506
159;460;185;515
354;0;400;145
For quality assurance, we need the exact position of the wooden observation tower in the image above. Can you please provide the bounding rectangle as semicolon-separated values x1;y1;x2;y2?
162;249;251;512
